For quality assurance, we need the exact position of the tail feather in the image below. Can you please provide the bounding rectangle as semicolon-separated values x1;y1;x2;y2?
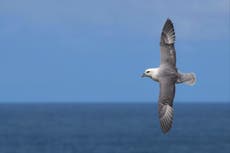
177;72;196;86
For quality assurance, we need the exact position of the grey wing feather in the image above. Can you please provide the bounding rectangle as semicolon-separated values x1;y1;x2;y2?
159;103;174;133
160;19;176;67
158;77;176;133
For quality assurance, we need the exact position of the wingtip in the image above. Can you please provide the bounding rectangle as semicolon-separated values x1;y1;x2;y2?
159;104;174;134
160;121;172;134
166;18;173;24
161;18;175;45
162;128;171;134
166;17;171;21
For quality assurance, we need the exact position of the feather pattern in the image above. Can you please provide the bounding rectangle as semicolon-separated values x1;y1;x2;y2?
160;19;176;45
158;77;176;133
160;19;176;66
159;103;174;133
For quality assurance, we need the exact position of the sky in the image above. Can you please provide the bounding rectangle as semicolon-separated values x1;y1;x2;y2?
0;0;229;103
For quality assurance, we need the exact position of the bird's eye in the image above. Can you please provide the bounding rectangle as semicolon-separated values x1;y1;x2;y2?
146;71;150;73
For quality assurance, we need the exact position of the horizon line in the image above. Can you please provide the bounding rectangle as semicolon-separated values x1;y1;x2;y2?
0;101;229;104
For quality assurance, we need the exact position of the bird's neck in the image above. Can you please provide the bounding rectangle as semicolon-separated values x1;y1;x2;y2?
151;68;160;81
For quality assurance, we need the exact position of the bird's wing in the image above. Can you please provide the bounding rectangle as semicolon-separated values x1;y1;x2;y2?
160;19;176;67
158;77;176;133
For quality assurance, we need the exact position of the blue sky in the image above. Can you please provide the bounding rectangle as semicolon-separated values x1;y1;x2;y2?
0;0;229;102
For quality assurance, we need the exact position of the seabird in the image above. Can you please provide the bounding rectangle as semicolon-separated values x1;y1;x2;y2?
141;19;196;134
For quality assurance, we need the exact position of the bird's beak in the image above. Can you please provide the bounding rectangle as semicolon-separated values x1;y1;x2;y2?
141;73;146;78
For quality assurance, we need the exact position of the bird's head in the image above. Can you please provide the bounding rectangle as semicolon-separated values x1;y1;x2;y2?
141;68;153;78
141;68;159;81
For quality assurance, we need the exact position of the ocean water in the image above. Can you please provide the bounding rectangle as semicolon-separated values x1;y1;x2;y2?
0;103;229;153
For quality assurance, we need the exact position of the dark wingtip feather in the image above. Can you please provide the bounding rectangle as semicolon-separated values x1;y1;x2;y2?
159;104;174;134
160;18;176;45
165;18;173;25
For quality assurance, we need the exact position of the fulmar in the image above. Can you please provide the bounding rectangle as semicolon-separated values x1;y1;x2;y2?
141;18;196;134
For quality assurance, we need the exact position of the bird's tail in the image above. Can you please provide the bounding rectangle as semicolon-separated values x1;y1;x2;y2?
177;72;196;86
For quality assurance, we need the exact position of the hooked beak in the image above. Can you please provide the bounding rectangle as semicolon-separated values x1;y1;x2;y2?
141;73;146;78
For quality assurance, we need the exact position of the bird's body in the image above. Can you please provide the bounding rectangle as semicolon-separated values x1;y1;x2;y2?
142;19;196;134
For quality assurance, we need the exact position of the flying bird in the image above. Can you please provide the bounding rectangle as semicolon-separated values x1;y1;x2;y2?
141;19;196;134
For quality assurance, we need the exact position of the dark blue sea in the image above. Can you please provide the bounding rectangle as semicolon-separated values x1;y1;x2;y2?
0;103;229;153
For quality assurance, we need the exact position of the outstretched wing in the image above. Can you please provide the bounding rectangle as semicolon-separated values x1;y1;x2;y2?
160;19;176;67
158;77;176;133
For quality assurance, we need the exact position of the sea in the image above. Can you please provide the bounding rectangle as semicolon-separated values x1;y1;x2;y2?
0;103;229;153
